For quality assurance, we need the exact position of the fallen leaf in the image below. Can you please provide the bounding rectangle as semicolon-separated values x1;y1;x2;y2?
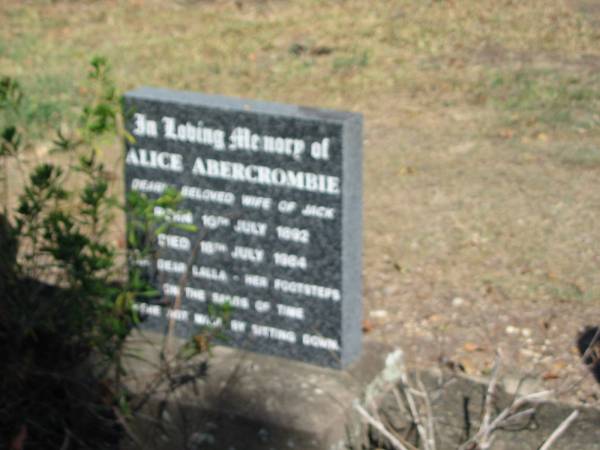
542;372;560;380
362;319;374;333
464;342;483;352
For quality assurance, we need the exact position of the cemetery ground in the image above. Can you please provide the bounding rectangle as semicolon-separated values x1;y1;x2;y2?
2;0;600;435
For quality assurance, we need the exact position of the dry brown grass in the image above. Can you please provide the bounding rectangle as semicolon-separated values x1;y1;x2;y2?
2;0;600;403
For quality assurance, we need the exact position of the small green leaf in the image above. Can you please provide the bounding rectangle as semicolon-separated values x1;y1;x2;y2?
1;126;21;155
174;223;198;233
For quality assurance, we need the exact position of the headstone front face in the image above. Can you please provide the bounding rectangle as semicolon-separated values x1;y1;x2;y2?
123;87;362;368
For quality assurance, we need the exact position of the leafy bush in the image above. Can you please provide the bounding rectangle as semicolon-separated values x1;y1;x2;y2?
0;56;228;450
0;57;197;450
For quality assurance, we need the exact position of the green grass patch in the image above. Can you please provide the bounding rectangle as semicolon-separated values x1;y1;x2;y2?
0;75;77;143
332;49;370;72
556;145;600;169
9;74;75;140
476;69;600;129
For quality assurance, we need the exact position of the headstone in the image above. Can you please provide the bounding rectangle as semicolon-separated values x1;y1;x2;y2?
123;87;362;368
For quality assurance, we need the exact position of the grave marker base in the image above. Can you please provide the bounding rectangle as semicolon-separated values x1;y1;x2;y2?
123;331;392;450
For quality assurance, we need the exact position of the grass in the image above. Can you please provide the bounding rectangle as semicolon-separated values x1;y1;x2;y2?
2;0;600;389
0;73;77;140
475;69;600;130
332;49;370;72
559;145;600;169
1;0;597;118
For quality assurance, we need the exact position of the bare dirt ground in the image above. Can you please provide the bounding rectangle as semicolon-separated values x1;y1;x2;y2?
363;99;600;406
1;0;599;406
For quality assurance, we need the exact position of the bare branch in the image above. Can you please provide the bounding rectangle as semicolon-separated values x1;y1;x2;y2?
487;390;552;433
539;410;580;450
500;407;536;426
113;406;144;449
354;401;415;450
481;353;501;442
392;386;410;417
416;374;437;450
399;369;430;450
459;352;553;450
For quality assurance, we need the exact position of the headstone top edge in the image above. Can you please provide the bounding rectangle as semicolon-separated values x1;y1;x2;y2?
123;86;362;123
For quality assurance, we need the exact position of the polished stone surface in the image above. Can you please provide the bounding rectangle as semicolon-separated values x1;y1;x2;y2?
123;87;363;368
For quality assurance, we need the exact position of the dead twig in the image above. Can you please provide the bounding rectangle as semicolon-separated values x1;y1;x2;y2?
364;348;580;450
539;410;580;450
416;374;436;450
480;353;501;447
487;390;552;432
398;364;431;450
354;401;416;450
500;407;536;426
112;406;144;449
459;351;553;450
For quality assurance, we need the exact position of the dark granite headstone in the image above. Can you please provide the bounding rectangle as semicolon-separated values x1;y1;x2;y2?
123;87;362;368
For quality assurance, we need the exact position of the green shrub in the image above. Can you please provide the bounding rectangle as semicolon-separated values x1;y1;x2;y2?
0;57;200;450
